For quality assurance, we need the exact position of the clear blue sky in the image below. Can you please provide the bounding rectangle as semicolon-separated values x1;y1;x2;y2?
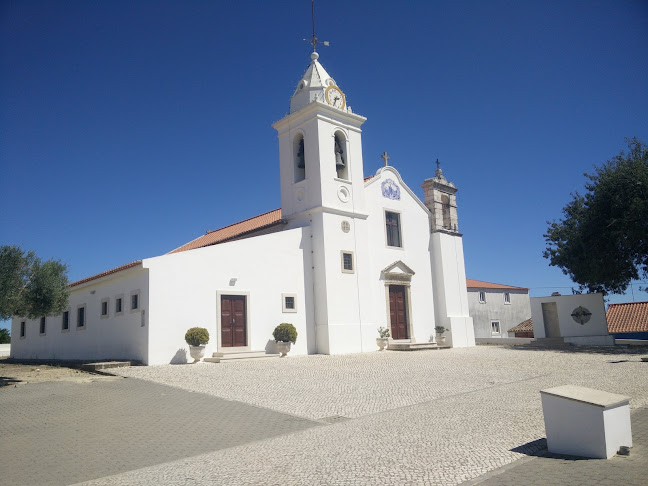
2;1;647;331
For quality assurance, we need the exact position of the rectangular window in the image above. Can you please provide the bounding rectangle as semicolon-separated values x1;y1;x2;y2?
101;299;109;317
385;211;402;247
20;321;25;338
62;311;69;331
282;293;297;313
479;291;486;303
130;291;139;311
341;251;354;273
491;321;501;335
115;297;123;314
77;306;86;328
504;292;511;304
40;317;46;335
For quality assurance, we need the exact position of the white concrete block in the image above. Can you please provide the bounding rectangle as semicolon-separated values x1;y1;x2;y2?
540;385;632;459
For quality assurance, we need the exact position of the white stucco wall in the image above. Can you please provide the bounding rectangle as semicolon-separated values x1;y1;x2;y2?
10;268;149;363
468;288;531;338
365;167;438;344
144;227;313;365
531;293;609;339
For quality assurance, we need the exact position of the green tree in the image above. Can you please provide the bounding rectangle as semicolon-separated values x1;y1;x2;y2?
543;138;648;294
0;246;70;320
0;328;10;344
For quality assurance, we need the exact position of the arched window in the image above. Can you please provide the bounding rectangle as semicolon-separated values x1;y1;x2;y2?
334;131;348;180
441;195;451;229
294;133;305;183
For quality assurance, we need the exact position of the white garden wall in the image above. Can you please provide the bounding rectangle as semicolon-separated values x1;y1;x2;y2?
10;267;149;363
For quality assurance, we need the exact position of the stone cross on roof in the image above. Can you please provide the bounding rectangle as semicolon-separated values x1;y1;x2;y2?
381;151;390;166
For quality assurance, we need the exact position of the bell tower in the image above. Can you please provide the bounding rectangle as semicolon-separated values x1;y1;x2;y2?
422;162;476;348
272;50;375;355
272;51;368;222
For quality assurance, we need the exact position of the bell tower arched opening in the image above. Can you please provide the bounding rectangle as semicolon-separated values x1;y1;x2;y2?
294;133;306;183
334;131;348;180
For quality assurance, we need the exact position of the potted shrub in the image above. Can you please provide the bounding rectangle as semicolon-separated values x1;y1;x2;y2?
185;327;209;363
435;326;447;345
376;326;390;351
273;323;297;357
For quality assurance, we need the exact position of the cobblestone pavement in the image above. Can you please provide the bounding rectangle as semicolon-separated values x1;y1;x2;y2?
467;406;648;486
70;345;648;486
0;377;321;486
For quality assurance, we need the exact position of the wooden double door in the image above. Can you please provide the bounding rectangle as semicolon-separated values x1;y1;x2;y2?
220;295;247;347
389;285;409;340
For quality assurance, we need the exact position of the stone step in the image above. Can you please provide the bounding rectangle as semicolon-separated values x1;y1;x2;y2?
205;351;280;363
387;342;451;351
80;361;133;371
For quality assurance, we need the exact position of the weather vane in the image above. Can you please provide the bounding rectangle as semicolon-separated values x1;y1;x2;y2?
304;0;329;52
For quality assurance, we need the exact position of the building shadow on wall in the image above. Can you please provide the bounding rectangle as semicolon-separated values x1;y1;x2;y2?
170;348;188;364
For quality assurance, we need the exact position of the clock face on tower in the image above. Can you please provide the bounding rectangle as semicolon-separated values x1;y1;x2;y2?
325;85;346;109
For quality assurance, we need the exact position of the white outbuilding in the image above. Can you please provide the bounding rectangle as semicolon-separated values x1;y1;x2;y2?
11;50;476;365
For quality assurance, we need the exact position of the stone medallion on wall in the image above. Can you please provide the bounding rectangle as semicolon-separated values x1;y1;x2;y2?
571;306;592;325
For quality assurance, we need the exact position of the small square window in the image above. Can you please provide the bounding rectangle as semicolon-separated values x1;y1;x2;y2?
282;293;297;313
77;306;86;328
40;317;46;335
101;299;109;318
491;321;500;335
341;251;354;273
20;321;26;338
479;291;486;303
504;292;511;304
62;311;69;331
115;297;123;314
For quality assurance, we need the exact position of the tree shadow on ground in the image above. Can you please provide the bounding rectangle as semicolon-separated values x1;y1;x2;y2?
0;376;23;386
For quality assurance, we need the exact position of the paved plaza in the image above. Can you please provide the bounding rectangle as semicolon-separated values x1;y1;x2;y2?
1;345;647;485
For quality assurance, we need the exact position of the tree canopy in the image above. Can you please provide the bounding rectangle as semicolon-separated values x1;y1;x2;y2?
544;137;648;294
0;246;70;320
0;328;10;344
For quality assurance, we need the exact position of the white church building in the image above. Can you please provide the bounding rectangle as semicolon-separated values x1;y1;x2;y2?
11;50;475;365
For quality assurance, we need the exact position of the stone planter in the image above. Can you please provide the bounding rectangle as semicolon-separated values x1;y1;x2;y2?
376;337;389;351
436;335;446;345
189;345;206;363
276;341;291;357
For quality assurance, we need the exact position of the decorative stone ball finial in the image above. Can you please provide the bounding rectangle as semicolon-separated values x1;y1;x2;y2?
311;51;319;61
435;158;443;178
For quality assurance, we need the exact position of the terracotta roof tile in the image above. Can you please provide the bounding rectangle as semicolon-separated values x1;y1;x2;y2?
508;318;533;333
69;260;142;287
466;278;528;291
168;208;285;254
606;301;648;334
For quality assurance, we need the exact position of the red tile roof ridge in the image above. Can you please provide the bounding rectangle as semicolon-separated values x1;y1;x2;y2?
69;260;143;288
606;301;648;334
508;318;533;333
205;208;282;234
167;208;284;254
466;278;528;290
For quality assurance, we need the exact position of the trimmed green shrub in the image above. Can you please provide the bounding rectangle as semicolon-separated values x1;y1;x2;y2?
377;326;390;338
435;326;447;335
185;327;210;346
273;323;297;344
